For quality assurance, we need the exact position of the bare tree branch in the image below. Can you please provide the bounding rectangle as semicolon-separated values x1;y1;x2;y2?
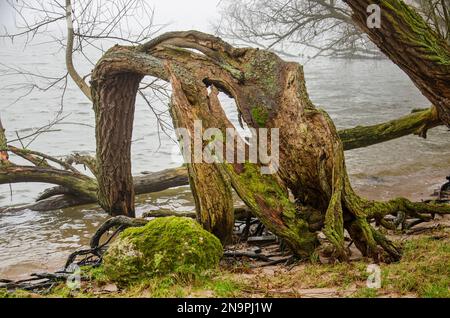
65;0;92;100
215;0;450;59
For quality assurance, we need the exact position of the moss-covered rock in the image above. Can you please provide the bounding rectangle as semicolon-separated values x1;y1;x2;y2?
102;217;223;285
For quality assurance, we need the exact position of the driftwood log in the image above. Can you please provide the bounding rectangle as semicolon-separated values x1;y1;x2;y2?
0;167;188;213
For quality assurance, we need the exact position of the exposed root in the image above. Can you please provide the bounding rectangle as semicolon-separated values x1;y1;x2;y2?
89;216;148;249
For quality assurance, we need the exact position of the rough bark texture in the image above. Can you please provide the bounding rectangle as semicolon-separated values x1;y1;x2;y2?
92;73;142;218
1;29;448;259
89;31;450;257
344;0;450;126
169;74;235;244
0;106;441;214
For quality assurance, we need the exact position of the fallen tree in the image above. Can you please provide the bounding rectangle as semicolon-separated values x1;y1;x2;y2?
0;117;190;213
87;30;449;260
0;163;188;213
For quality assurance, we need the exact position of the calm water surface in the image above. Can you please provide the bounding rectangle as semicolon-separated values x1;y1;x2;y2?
1;41;449;279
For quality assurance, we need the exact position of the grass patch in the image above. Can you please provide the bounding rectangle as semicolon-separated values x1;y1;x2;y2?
0;288;33;298
225;232;449;298
381;236;449;298
6;231;449;298
352;288;379;298
43;270;242;298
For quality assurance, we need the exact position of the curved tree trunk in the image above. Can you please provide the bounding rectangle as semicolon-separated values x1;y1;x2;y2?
88;31;450;258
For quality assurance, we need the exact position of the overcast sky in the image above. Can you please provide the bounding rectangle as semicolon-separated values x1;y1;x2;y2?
0;0;222;33
151;0;222;32
0;1;14;29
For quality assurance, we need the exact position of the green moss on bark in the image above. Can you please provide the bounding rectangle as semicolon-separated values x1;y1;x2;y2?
382;0;450;66
251;106;269;128
223;162;318;258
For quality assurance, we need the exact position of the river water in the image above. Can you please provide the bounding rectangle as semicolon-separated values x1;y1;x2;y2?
1;40;449;280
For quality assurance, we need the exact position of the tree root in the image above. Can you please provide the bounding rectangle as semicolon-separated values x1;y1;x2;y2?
335;180;450;261
89;216;148;249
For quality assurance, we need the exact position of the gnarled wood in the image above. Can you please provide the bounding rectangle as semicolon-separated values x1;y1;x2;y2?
0;104;443;214
90;30;450;259
3;29;447;260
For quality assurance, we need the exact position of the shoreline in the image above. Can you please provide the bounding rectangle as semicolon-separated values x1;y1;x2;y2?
0;173;449;281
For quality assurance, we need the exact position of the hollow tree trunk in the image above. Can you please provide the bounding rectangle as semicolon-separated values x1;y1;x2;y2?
89;31;450;258
166;65;318;252
344;0;450;126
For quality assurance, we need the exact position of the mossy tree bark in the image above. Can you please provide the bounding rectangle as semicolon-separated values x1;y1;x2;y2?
89;31;450;257
340;106;441;150
344;0;450;126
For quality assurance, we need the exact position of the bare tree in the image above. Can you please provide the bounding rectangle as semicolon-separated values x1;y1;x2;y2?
0;0;174;209
215;0;450;59
215;0;381;59
412;0;450;41
0;0;171;139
